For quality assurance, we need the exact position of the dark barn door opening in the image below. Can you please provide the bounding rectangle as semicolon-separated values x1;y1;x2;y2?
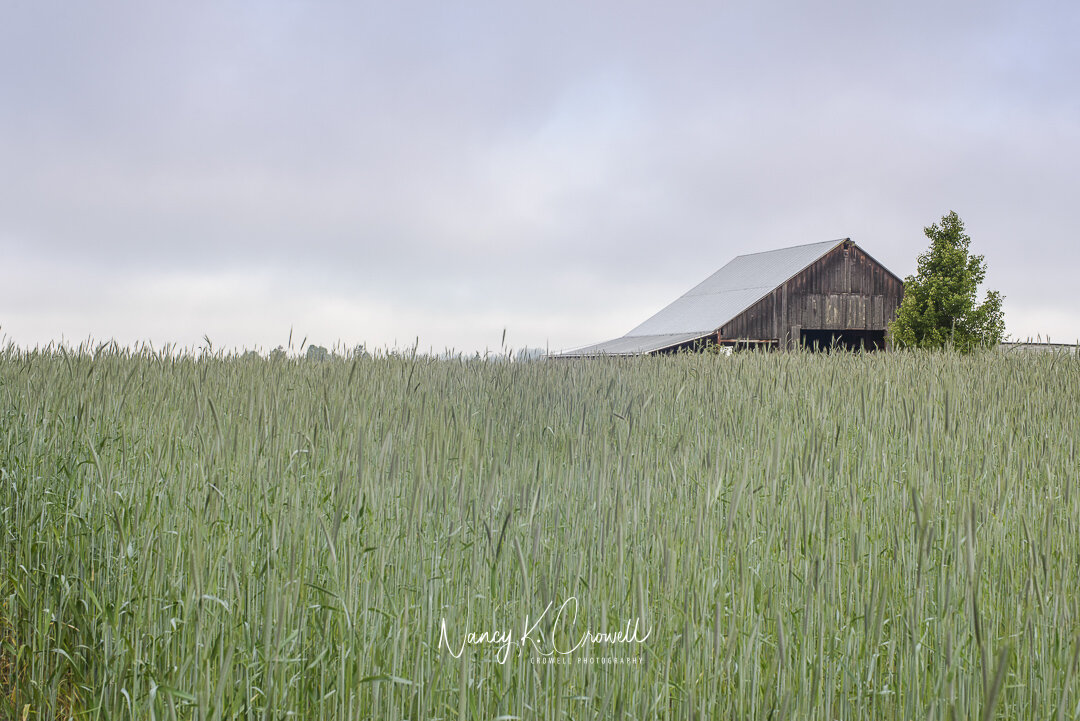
801;329;885;351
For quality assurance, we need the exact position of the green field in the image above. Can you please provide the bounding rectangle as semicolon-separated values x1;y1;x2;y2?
2;346;1079;719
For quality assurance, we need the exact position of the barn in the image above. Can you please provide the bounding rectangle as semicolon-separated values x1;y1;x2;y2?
558;238;904;356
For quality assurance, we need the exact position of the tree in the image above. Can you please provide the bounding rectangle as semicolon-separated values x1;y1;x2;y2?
889;211;1005;352
305;344;329;361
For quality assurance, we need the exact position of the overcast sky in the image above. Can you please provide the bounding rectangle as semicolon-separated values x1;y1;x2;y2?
3;1;1078;354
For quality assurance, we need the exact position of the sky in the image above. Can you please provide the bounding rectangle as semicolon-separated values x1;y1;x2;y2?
2;1;1078;355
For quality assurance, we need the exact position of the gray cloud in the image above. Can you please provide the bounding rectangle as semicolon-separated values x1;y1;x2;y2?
3;1;1079;351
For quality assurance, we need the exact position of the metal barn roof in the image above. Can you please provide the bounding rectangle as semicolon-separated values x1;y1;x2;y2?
559;238;845;356
556;332;708;357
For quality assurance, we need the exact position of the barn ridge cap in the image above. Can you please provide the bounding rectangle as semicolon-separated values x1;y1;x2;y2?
730;237;849;260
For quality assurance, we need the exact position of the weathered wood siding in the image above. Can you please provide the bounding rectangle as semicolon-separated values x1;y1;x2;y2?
718;241;904;343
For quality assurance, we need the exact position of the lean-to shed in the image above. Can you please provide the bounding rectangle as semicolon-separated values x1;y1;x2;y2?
559;238;904;356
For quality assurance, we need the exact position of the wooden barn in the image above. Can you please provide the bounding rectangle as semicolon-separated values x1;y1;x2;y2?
559;238;904;356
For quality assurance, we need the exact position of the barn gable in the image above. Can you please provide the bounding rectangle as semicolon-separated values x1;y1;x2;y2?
558;238;903;356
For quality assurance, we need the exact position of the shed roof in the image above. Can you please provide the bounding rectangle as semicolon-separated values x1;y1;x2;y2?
558;238;846;356
556;332;708;357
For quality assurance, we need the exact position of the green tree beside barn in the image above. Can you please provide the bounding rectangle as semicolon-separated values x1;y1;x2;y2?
889;211;1005;352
